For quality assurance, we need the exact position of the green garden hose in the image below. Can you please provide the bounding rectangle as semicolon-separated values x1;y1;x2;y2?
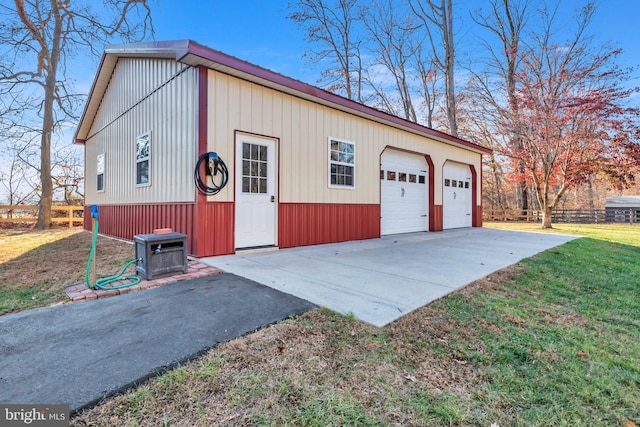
85;220;141;290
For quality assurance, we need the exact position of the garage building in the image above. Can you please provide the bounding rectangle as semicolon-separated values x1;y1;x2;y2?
605;196;640;223
75;40;491;257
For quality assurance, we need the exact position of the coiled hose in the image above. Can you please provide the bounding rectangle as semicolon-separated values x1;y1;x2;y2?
85;220;141;290
194;152;229;196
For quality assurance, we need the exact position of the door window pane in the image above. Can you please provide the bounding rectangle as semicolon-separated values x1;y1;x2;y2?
242;143;268;194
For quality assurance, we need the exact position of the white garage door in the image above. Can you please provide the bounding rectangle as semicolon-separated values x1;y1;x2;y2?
443;162;472;229
381;150;428;235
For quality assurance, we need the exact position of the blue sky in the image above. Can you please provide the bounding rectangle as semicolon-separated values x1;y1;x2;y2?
144;0;640;87
2;0;639;202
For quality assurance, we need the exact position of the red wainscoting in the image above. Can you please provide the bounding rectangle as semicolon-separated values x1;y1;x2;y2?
278;203;380;249
470;163;481;228
193;202;234;257
431;205;444;231
84;202;196;236
84;202;234;257
474;205;483;227
83;202;234;257
84;203;196;252
84;203;196;254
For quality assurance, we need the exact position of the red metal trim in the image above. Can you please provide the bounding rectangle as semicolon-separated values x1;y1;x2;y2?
475;205;483;227
183;40;490;155
193;65;210;255
279;203;380;248
424;154;436;231
470;164;481;227
432;205;444;231
197;65;209;201
73;51;110;144
195;202;235;256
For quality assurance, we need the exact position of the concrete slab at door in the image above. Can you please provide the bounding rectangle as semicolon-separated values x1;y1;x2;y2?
204;228;577;327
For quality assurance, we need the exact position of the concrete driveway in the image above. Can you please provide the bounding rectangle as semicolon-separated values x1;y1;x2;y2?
202;228;577;327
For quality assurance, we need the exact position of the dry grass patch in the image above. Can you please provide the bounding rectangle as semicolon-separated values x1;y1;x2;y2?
0;226;137;314
72;294;500;426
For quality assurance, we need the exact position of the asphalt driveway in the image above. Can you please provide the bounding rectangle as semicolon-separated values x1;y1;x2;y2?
0;274;316;412
204;228;577;326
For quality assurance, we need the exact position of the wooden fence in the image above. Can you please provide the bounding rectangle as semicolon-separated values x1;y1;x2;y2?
484;208;639;224
0;205;84;227
3;205;637;228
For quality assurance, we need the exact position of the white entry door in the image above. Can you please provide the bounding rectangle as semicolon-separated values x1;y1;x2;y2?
443;162;472;229
235;134;277;249
380;150;428;235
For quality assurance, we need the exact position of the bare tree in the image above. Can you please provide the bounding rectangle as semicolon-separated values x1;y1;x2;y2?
288;0;366;102
0;0;153;229
0;140;40;216
362;0;420;122
471;0;531;213
415;47;439;128
409;0;457;136
52;143;84;205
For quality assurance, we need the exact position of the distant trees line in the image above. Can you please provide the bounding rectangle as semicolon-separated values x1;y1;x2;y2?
288;0;640;227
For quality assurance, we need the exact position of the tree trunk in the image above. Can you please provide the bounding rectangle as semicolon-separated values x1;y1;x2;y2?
541;205;553;228
521;179;529;211
443;0;457;136
587;176;595;213
35;1;62;230
34;82;55;230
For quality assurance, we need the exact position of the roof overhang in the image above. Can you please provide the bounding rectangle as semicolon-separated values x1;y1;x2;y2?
605;196;640;207
74;39;491;156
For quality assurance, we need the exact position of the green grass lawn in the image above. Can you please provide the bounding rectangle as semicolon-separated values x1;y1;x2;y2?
70;223;640;426
2;224;638;426
485;221;640;246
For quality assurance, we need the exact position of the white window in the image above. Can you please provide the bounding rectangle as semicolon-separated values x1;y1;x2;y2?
328;137;355;188
96;153;105;192
136;131;151;186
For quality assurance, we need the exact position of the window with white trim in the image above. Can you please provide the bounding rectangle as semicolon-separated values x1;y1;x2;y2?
328;137;355;188
96;153;105;192
135;131;151;186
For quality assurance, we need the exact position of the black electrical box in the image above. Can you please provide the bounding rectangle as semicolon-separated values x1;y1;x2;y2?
134;232;188;280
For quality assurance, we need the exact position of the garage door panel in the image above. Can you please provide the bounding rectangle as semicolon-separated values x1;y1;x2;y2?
381;150;428;235
443;162;472;229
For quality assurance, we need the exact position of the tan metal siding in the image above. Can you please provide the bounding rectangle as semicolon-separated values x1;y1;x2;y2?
206;69;482;207
85;59;197;205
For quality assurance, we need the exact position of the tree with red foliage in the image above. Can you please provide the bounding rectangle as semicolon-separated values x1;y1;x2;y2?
501;4;639;228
